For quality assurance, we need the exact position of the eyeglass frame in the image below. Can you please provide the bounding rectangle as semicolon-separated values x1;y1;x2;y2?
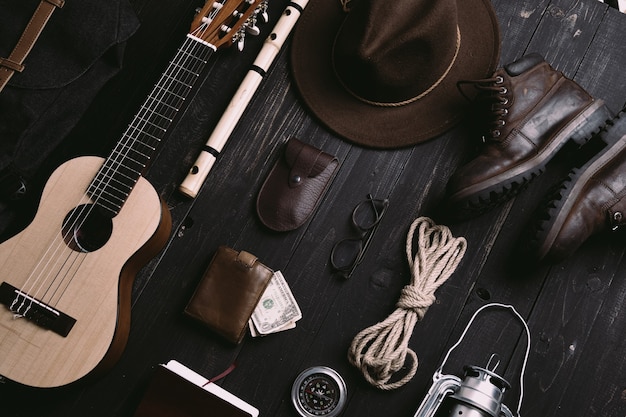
330;194;389;279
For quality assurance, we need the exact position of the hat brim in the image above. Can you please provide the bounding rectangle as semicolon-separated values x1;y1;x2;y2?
290;0;501;149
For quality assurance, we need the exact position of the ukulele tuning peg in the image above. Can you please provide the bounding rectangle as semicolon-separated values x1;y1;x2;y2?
237;35;246;51
246;24;260;36
255;0;269;23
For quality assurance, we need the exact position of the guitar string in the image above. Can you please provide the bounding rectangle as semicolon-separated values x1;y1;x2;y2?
43;17;225;305
9;193;94;314
79;34;215;218
51;2;226;267
78;0;231;219
12;20;219;315
86;35;212;213
14;37;212;314
47;37;212;304
40;238;89;307
85;2;225;209
14;0;254;320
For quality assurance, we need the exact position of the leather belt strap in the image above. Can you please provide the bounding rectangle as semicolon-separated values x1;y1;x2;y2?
0;0;65;92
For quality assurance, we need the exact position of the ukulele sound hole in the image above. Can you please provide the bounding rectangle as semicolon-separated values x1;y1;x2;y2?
62;204;113;253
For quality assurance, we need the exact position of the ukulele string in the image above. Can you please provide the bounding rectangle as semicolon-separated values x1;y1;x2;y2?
86;0;228;219
33;234;90;307
10;194;94;315
81;0;226;219
52;37;213;302
30;33;214;310
88;33;213;203
191;0;225;40
11;3;221;315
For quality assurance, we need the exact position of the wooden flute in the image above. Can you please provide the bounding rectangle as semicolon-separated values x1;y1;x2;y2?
178;0;310;198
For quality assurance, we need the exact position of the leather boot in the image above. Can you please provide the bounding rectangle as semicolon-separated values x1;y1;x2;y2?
445;53;612;220
530;110;626;262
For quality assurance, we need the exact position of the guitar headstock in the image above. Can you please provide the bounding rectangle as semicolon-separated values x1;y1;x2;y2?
190;0;269;51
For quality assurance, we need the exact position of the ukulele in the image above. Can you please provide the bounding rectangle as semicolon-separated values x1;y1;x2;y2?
0;0;266;388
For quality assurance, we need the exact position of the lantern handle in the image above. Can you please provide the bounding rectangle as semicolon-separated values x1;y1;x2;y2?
434;303;531;417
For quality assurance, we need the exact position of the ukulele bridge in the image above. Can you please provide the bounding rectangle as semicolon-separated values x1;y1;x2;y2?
0;282;76;337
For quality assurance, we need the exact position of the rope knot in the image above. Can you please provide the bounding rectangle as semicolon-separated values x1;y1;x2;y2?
396;285;435;319
348;217;467;390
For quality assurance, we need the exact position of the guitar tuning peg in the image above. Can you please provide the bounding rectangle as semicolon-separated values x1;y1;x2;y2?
261;10;269;23
237;36;246;51
246;25;260;36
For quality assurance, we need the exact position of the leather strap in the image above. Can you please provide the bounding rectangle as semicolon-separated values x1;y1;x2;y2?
0;0;65;92
236;250;257;269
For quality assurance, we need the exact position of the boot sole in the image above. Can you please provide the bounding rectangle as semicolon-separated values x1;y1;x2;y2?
532;111;626;261
447;100;612;217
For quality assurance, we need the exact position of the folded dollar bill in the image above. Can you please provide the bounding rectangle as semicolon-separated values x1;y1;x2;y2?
249;271;302;337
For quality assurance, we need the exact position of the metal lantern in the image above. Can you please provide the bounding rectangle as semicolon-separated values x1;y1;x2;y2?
413;303;531;417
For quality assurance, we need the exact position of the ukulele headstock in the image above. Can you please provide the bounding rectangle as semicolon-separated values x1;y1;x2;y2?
190;0;269;51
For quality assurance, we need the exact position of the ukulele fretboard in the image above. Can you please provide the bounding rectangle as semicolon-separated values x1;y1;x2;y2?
87;35;215;217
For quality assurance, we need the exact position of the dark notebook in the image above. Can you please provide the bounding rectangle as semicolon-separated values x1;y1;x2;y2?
133;360;259;417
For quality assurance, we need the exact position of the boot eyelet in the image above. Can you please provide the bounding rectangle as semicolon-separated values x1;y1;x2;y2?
495;76;504;84
493;130;501;137
501;98;509;105
499;120;506;127
502;109;509;116
500;87;508;94
614;211;623;222
612;211;623;230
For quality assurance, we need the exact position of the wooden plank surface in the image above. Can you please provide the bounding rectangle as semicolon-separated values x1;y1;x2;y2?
1;0;626;416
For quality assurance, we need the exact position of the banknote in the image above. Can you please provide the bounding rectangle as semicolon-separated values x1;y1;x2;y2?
250;271;301;336
249;319;296;337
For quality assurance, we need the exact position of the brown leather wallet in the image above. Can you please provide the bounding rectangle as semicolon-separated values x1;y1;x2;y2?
257;137;339;232
184;246;273;344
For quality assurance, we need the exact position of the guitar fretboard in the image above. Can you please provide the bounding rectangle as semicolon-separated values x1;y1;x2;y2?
87;35;215;217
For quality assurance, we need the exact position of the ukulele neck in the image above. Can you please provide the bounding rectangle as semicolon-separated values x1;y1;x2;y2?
88;35;215;217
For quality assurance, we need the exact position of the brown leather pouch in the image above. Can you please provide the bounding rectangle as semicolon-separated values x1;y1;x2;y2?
257;138;339;232
184;246;273;344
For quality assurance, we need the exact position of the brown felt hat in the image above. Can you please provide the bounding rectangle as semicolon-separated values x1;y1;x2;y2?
290;0;501;148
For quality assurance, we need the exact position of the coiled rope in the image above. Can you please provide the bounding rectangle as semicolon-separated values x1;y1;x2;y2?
348;217;467;390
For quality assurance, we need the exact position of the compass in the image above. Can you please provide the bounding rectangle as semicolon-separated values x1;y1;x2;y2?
291;366;347;417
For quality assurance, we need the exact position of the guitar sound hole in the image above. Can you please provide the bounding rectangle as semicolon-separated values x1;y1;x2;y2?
62;204;113;253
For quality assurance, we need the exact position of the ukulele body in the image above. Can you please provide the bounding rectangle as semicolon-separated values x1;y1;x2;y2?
0;0;264;389
0;156;171;388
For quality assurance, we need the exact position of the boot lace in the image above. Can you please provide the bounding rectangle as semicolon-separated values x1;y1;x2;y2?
457;75;510;142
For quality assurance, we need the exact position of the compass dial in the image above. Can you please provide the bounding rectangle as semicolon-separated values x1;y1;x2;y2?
291;367;347;417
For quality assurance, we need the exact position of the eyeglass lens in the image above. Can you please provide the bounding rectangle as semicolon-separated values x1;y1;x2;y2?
352;195;387;230
330;194;388;278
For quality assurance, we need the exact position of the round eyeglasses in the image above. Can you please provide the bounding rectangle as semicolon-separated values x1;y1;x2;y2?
330;194;389;279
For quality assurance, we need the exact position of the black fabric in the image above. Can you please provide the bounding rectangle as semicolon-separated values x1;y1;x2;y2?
0;0;139;187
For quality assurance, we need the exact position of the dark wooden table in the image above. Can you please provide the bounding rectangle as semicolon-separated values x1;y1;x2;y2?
2;0;626;416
